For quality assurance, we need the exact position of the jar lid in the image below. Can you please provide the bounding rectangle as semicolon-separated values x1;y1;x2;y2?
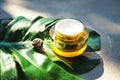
55;19;84;37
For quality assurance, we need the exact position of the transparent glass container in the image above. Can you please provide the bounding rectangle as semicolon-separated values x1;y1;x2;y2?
50;19;89;57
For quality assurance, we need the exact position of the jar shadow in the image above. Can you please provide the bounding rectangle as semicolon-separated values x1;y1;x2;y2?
79;52;104;80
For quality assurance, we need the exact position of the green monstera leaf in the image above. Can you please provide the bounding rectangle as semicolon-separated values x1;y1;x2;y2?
0;16;84;80
1;49;18;80
0;16;101;80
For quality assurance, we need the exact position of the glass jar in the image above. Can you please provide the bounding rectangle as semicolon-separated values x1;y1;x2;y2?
50;19;89;57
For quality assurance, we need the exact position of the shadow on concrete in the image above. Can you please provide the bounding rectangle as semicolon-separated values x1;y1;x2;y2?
79;52;104;80
20;0;120;23
0;0;11;18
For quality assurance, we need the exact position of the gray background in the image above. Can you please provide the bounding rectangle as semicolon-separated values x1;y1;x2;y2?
0;0;120;80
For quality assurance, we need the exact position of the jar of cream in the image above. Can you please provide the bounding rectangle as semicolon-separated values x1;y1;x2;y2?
50;19;89;57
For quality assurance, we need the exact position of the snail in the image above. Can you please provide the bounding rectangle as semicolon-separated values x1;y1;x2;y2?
32;38;45;53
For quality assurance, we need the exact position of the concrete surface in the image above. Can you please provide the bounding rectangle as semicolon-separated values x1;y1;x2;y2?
0;0;120;80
